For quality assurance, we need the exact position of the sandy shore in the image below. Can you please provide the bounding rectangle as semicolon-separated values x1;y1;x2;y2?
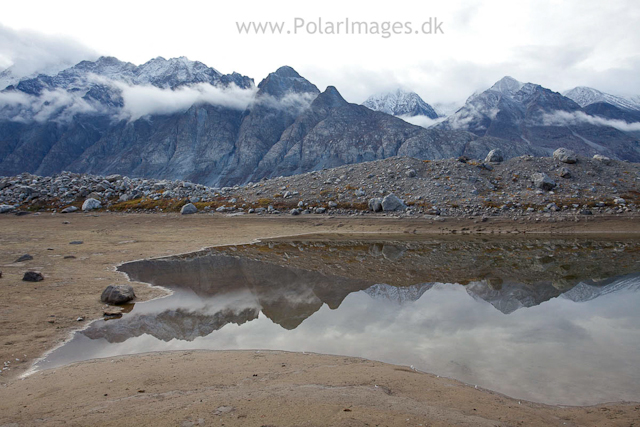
1;212;639;426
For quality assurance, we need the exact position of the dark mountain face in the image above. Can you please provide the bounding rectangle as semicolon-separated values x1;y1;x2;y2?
438;76;640;161
0;58;503;185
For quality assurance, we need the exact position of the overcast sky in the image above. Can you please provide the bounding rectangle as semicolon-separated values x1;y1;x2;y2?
1;0;638;105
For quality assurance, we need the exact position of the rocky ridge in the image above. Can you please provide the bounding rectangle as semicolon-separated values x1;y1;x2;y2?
1;150;638;218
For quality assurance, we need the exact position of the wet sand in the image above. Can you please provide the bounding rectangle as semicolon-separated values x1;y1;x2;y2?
1;213;639;426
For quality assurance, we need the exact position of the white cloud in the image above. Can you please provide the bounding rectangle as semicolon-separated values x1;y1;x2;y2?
115;82;257;121
0;88;106;123
543;110;640;132
397;114;445;128
0;24;97;87
254;91;318;114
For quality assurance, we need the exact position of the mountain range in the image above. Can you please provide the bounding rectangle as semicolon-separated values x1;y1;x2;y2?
1;57;639;186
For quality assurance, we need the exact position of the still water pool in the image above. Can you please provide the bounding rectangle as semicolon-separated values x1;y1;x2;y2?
37;236;640;405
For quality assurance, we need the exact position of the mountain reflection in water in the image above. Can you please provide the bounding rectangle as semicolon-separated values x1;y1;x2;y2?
37;237;640;406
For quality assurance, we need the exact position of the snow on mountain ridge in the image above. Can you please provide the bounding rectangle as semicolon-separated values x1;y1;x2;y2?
363;89;439;119
563;86;640;112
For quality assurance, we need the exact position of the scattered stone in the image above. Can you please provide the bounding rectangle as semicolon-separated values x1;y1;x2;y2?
614;198;626;205
180;203;198;215
579;209;593;215
381;194;406;212
69;241;83;245
593;154;612;165
532;173;556;191
485;149;504;163
368;198;383;212
405;169;417;178
553;148;578;164
61;206;79;213
290;208;300;215
328;201;338;208
100;285;136;305
15;254;33;263
81;198;101;211
22;271;44;282
559;167;571;178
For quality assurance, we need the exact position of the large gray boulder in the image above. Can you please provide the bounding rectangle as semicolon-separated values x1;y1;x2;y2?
100;284;135;305
485;149;504;163
381;194;406;212
532;173;556;191
82;198;102;211
0;205;15;213
180;203;198;215
368;198;383;212
553;148;577;164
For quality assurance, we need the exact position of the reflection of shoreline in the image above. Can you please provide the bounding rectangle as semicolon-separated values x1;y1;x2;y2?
207;238;640;290
76;243;640;345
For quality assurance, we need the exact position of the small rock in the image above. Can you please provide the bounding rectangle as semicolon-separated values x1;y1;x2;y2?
328;201;338;208
553;148;578;164
485;149;504;163
100;285;136;305
22;271;44;282
532;173;556;191
0;204;15;214
61;206;79;213
559;167;571;178
593;154;612;165
290;208;300;215
15;254;33;263
579;209;593;215
180;203;198;215
82;198;102;211
69;241;83;245
614;198;626;205
405;169;417;178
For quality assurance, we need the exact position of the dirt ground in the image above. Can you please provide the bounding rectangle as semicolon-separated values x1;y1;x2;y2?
1;212;639;426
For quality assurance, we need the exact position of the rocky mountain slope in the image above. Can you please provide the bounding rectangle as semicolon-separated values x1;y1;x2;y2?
2;150;638;219
437;77;640;161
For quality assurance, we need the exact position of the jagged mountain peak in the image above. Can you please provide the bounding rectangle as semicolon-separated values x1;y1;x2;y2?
273;65;302;78
311;86;348;110
363;89;439;119
489;76;524;96
257;66;320;99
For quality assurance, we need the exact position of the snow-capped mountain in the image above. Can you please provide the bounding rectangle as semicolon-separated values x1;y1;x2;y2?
0;59;485;184
437;76;640;161
363;89;439;119
10;56;254;96
563;86;640;112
